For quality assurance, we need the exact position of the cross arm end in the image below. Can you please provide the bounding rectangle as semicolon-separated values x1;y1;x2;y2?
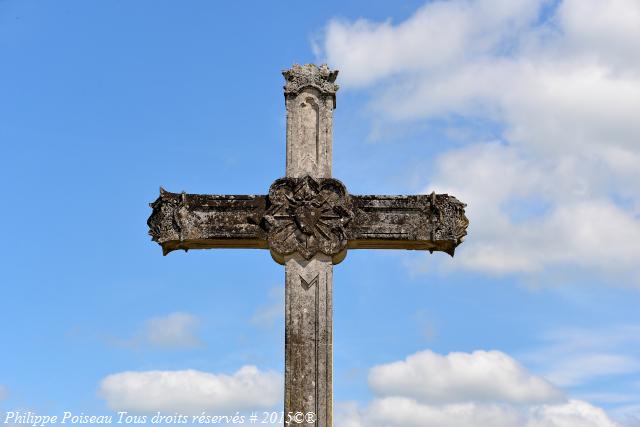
346;193;469;257
147;189;269;255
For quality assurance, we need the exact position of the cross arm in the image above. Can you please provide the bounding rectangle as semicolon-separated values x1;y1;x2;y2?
147;188;268;255
147;180;469;261
346;193;469;256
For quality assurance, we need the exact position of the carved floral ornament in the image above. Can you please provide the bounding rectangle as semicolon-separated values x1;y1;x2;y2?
282;64;339;103
147;189;191;248
424;191;469;255
262;176;353;264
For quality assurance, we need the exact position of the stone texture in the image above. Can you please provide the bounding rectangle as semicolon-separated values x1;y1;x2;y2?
284;254;332;427
348;193;468;256
284;64;338;179
282;64;336;427
147;189;267;255
282;64;339;103
147;64;469;427
147;186;468;259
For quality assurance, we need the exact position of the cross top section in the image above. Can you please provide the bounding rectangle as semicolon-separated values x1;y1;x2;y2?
282;63;339;106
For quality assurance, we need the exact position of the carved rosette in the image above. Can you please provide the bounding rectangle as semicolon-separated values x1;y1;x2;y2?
262;176;353;263
282;64;339;103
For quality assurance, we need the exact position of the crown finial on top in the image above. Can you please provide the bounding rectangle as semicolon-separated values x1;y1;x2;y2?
282;64;339;101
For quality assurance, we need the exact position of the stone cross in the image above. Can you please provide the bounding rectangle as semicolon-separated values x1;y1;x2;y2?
147;64;469;427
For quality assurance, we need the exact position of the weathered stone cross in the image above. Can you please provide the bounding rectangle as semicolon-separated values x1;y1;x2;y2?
147;64;468;426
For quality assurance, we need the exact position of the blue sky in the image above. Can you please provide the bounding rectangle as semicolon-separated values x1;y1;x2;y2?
1;0;639;426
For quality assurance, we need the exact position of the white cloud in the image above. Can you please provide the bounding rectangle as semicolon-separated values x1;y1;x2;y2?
527;400;620;427
555;0;640;70
545;354;640;387
320;0;640;283
144;312;202;348
337;398;618;427
324;0;546;87
426;142;640;278
369;349;563;404
523;325;640;387
108;312;203;349
336;398;523;427
337;348;619;427
99;366;281;414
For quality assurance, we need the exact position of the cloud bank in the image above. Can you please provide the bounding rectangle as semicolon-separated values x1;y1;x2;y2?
337;349;619;427
99;366;281;414
321;0;640;284
369;349;563;404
